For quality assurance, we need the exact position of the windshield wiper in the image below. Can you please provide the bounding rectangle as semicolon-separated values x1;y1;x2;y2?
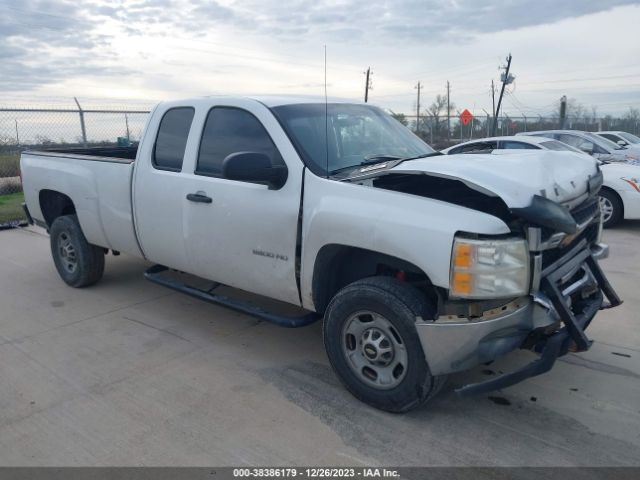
399;152;443;162
331;152;441;176
330;155;401;175
361;154;403;164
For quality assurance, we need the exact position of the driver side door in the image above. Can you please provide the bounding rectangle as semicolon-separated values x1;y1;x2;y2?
182;101;304;306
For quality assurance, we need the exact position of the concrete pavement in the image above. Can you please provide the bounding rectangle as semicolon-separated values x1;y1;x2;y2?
0;224;639;466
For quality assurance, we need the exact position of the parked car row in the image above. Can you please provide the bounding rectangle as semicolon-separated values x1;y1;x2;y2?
442;130;640;227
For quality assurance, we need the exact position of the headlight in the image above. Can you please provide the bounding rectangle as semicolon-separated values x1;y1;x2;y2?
450;237;529;299
621;177;640;192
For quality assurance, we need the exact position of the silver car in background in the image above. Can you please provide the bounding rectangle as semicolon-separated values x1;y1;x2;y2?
518;130;640;162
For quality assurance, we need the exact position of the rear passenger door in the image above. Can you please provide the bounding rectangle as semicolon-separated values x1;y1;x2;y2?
133;104;196;272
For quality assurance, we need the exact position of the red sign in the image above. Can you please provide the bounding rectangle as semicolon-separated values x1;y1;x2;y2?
460;109;473;126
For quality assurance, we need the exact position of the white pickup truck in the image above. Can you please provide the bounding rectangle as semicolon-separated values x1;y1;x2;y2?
20;96;621;412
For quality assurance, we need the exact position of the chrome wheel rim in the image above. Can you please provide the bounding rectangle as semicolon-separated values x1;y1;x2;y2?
57;231;78;274
342;310;408;390
599;196;613;224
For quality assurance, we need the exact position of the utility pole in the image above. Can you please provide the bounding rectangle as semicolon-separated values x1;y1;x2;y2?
559;95;567;129
15;119;20;146
446;81;451;142
415;82;422;134
492;53;514;136
363;67;372;103
491;80;496;118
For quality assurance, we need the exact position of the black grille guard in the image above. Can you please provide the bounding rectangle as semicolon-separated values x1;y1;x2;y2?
456;242;622;397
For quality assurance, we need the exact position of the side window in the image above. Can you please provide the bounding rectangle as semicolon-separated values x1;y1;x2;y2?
592;143;608;154
153;107;195;171
457;141;495;153
196;107;284;177
601;134;621;144
559;134;594;154
557;134;583;148
500;141;538;150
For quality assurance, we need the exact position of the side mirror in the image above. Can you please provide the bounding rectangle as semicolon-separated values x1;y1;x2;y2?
222;152;288;190
617;140;628;146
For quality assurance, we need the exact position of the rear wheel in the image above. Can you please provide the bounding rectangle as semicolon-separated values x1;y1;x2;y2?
50;215;105;287
599;189;623;228
323;276;446;412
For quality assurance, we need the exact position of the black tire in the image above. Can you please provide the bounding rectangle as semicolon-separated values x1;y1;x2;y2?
323;276;446;413
49;215;105;288
599;189;623;228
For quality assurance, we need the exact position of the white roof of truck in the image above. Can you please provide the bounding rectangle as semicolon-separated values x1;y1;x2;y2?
205;95;359;107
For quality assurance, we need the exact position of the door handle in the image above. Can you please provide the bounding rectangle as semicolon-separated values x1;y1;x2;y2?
186;192;212;204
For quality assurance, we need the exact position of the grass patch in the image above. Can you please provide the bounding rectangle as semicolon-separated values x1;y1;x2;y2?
0;192;25;224
0;154;20;177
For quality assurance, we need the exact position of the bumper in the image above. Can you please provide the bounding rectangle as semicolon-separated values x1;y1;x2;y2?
415;241;622;394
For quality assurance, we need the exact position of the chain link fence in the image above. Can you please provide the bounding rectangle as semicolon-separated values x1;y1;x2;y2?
0;107;149;227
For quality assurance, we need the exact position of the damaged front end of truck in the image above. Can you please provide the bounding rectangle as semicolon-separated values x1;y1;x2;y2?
344;152;622;395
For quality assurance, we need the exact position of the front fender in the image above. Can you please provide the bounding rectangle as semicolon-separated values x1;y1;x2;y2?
299;173;511;311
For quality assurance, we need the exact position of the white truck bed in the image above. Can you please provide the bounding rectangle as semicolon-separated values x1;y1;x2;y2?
20;150;143;257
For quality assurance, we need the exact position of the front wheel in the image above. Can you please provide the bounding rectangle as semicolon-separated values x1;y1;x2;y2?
323;277;446;413
50;215;105;287
599;189;623;228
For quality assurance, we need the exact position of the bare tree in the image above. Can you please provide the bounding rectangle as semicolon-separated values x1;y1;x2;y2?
428;94;449;136
390;111;408;126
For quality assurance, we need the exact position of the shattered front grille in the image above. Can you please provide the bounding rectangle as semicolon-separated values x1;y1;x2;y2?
571;197;599;226
542;223;599;269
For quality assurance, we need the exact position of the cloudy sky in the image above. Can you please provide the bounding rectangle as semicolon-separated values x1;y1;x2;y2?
1;0;639;116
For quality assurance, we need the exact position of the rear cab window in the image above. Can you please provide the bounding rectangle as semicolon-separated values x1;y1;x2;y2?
153;107;195;171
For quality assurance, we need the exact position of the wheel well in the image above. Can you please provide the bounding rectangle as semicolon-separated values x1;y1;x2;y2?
311;244;437;314
600;186;624;215
39;190;76;227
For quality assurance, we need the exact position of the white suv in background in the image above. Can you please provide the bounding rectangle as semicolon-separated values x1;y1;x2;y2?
444;133;640;227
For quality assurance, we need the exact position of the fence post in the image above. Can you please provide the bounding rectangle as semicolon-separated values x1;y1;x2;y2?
125;114;130;142
74;97;88;147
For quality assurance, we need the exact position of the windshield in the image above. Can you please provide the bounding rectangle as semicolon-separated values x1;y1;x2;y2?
540;140;583;153
618;131;640;144
271;103;435;175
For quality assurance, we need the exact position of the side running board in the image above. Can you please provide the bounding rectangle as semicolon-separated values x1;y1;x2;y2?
144;265;320;328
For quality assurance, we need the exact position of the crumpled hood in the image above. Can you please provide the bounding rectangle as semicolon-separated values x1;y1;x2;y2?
389;150;599;208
